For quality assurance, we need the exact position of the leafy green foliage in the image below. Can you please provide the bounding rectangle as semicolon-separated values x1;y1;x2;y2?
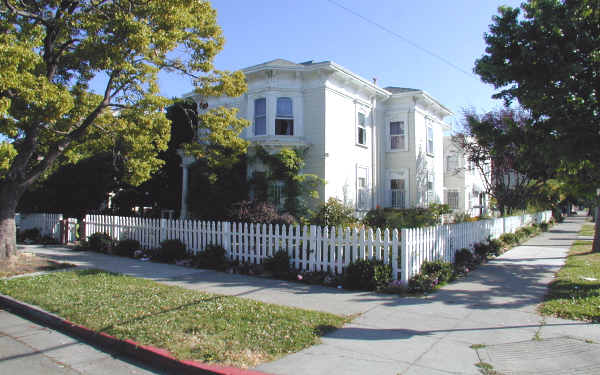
113;239;141;258
475;1;600;165
228;201;296;226
264;250;292;278
343;259;392;291
311;198;357;228
420;260;454;284
153;239;187;263
88;233;112;253
454;248;476;271
363;206;450;229
192;244;228;270
407;273;438;294
0;0;248;256
251;146;323;219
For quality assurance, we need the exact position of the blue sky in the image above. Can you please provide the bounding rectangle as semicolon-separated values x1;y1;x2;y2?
155;0;524;131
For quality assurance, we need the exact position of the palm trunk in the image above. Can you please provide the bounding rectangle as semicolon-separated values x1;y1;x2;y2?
0;182;21;259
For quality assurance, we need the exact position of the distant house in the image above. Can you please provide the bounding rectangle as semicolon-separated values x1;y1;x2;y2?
443;135;489;216
186;59;453;213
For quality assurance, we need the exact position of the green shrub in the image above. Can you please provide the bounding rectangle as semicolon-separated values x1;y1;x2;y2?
264;250;291;278
473;242;490;258
487;239;503;256
499;232;519;246
193;244;228;270
88;232;112;253
454;248;475;270
113;239;141;257
153;239;187;263
312;198;357;228
540;222;549;232
343;258;392;291
362;207;387;228
408;273;438;294
18;228;42;243
420;260;454;284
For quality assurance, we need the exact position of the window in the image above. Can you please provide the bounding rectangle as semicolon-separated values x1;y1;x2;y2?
390;179;406;209
426;126;434;154
390;121;406;150
447;191;459;210
254;98;266;136
426;173;434;205
275;97;294;135
357;112;367;146
269;180;286;210
447;155;458;172
356;167;369;210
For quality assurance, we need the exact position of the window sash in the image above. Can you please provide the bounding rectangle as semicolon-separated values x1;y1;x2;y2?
254;98;266;135
276;97;293;118
426;126;434;154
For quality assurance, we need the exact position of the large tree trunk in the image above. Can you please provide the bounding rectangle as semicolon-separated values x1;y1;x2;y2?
594;205;600;253
0;182;22;259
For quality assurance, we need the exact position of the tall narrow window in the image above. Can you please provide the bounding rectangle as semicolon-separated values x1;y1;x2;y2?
390;179;406;209
356;167;369;210
357;112;367;146
275;97;294;135
426;126;434;154
447;190;459;210
254;98;266;136
447;155;458;172
390;121;405;150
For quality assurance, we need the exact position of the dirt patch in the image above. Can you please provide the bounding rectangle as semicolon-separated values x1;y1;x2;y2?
0;252;75;278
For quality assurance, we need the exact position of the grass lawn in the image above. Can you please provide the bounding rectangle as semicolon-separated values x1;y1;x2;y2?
540;240;600;322
579;223;596;237
0;270;347;368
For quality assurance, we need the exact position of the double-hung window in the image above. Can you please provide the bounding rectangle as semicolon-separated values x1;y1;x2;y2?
254;98;266;136
447;190;459;210
426;125;434;155
356;166;369;210
357;112;367;146
275;97;294;135
447;155;458;172
390;121;406;150
390;179;406;209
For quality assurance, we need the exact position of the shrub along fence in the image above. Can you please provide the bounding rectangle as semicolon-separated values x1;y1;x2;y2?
83;211;551;285
16;213;63;241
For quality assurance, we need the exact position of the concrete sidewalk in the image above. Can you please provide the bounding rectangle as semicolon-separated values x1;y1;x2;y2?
0;309;163;375
21;216;600;374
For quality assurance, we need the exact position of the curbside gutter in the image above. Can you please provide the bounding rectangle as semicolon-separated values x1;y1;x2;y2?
0;293;271;375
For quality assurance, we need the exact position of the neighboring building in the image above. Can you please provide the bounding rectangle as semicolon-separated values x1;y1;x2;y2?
186;59;453;213
443;135;489;216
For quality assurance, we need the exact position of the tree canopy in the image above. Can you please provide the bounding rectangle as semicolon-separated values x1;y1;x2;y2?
0;0;248;258
474;0;600;163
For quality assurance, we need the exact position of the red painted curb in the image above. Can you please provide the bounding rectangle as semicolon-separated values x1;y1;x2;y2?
0;293;271;375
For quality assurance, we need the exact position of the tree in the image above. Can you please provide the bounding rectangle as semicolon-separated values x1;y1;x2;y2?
458;108;547;215
474;0;600;249
0;0;247;258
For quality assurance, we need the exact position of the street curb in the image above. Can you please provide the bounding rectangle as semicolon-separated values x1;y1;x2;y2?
0;293;271;375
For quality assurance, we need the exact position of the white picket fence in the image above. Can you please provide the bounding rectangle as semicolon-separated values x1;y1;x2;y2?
16;213;63;240
84;210;551;285
400;210;552;284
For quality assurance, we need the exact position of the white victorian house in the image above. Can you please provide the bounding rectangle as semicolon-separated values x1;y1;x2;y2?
186;59;453;213
443;135;490;216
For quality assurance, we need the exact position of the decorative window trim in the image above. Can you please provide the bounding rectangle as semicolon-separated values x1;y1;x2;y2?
426;124;434;156
389;120;407;152
254;98;267;136
356;165;370;210
356;112;367;148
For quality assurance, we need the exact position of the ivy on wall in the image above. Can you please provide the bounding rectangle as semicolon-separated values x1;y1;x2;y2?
249;145;323;219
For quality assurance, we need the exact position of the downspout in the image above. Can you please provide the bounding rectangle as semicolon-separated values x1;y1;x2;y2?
371;94;377;209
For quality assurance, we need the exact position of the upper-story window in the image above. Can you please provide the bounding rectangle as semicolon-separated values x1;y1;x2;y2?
254;98;266;136
390;121;406;150
447;154;458;172
275;97;294;135
357;112;367;146
426;125;434;155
